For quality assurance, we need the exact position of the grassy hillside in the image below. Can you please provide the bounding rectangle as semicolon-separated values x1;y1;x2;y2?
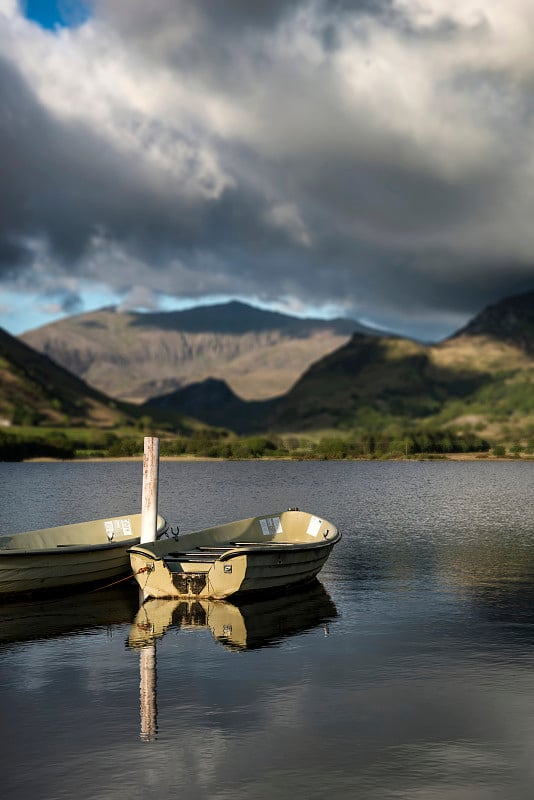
268;292;534;444
0;327;205;460
0;326;133;428
270;335;478;429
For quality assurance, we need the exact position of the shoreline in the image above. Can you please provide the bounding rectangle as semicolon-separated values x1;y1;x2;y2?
20;453;533;463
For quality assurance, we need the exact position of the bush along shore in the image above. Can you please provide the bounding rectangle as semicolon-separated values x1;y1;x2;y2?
2;426;532;462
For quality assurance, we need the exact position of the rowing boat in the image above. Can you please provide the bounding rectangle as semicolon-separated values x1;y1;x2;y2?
129;508;340;600
0;513;168;597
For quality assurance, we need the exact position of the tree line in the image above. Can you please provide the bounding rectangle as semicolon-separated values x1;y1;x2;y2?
0;428;498;461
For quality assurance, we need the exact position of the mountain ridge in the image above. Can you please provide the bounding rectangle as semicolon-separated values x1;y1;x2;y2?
20;301;378;403
5;290;534;445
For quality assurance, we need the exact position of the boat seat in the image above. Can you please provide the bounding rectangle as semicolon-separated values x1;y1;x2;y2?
230;541;266;546
165;552;218;562
165;561;211;573
230;541;294;546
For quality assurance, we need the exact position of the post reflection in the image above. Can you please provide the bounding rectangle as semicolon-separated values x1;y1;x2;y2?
128;580;338;740
139;644;157;742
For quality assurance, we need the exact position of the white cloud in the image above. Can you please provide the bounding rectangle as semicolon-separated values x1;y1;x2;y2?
265;203;312;247
117;285;160;312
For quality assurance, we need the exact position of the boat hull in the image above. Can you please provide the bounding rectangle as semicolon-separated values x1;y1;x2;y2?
0;514;168;597
130;509;340;600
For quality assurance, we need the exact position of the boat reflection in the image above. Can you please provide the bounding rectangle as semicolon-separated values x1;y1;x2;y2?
128;578;338;652
129;580;337;740
0;584;139;647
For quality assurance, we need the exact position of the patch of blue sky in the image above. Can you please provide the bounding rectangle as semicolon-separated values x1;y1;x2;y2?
21;0;91;31
0;286;114;334
1;289;248;334
0;284;356;335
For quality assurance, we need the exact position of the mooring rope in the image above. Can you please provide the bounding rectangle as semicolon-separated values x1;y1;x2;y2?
87;566;151;593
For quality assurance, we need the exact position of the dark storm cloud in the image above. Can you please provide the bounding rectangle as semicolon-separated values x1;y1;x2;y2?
0;51;224;269
96;0;385;38
95;0;400;88
0;53;114;266
59;290;83;313
3;0;534;338
0;44;321;304
0;236;34;275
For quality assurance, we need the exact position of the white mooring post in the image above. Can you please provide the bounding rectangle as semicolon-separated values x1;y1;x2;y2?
141;436;160;545
138;438;160;693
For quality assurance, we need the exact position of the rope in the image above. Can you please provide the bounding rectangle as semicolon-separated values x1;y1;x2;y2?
86;573;134;593
87;566;152;593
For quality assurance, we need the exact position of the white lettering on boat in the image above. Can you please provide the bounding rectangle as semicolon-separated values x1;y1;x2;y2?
307;516;323;537
119;519;132;536
104;518;133;538
260;516;282;536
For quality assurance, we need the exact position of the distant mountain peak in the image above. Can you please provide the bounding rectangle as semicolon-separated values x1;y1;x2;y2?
20;300;372;404
127;299;369;336
451;289;534;353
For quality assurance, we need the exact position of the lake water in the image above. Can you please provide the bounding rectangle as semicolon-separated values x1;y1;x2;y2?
1;460;534;800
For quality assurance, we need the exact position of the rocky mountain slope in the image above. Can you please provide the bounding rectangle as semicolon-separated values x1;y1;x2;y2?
20;301;373;403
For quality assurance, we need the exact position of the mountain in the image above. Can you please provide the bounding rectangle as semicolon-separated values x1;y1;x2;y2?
268;334;484;431
144;291;534;439
268;290;534;435
19;301;375;403
146;334;487;433
0;327;133;427
11;290;534;443
450;289;534;353
144;377;269;431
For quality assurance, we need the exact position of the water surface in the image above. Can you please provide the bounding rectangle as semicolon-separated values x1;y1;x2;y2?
1;460;534;800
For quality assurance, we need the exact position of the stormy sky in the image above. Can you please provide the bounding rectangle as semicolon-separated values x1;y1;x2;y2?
2;0;534;339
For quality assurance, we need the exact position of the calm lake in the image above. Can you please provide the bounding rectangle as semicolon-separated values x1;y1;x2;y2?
1;460;534;800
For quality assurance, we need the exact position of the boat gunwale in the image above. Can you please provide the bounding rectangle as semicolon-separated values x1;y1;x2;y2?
0;537;145;557
0;515;168;557
218;531;341;561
